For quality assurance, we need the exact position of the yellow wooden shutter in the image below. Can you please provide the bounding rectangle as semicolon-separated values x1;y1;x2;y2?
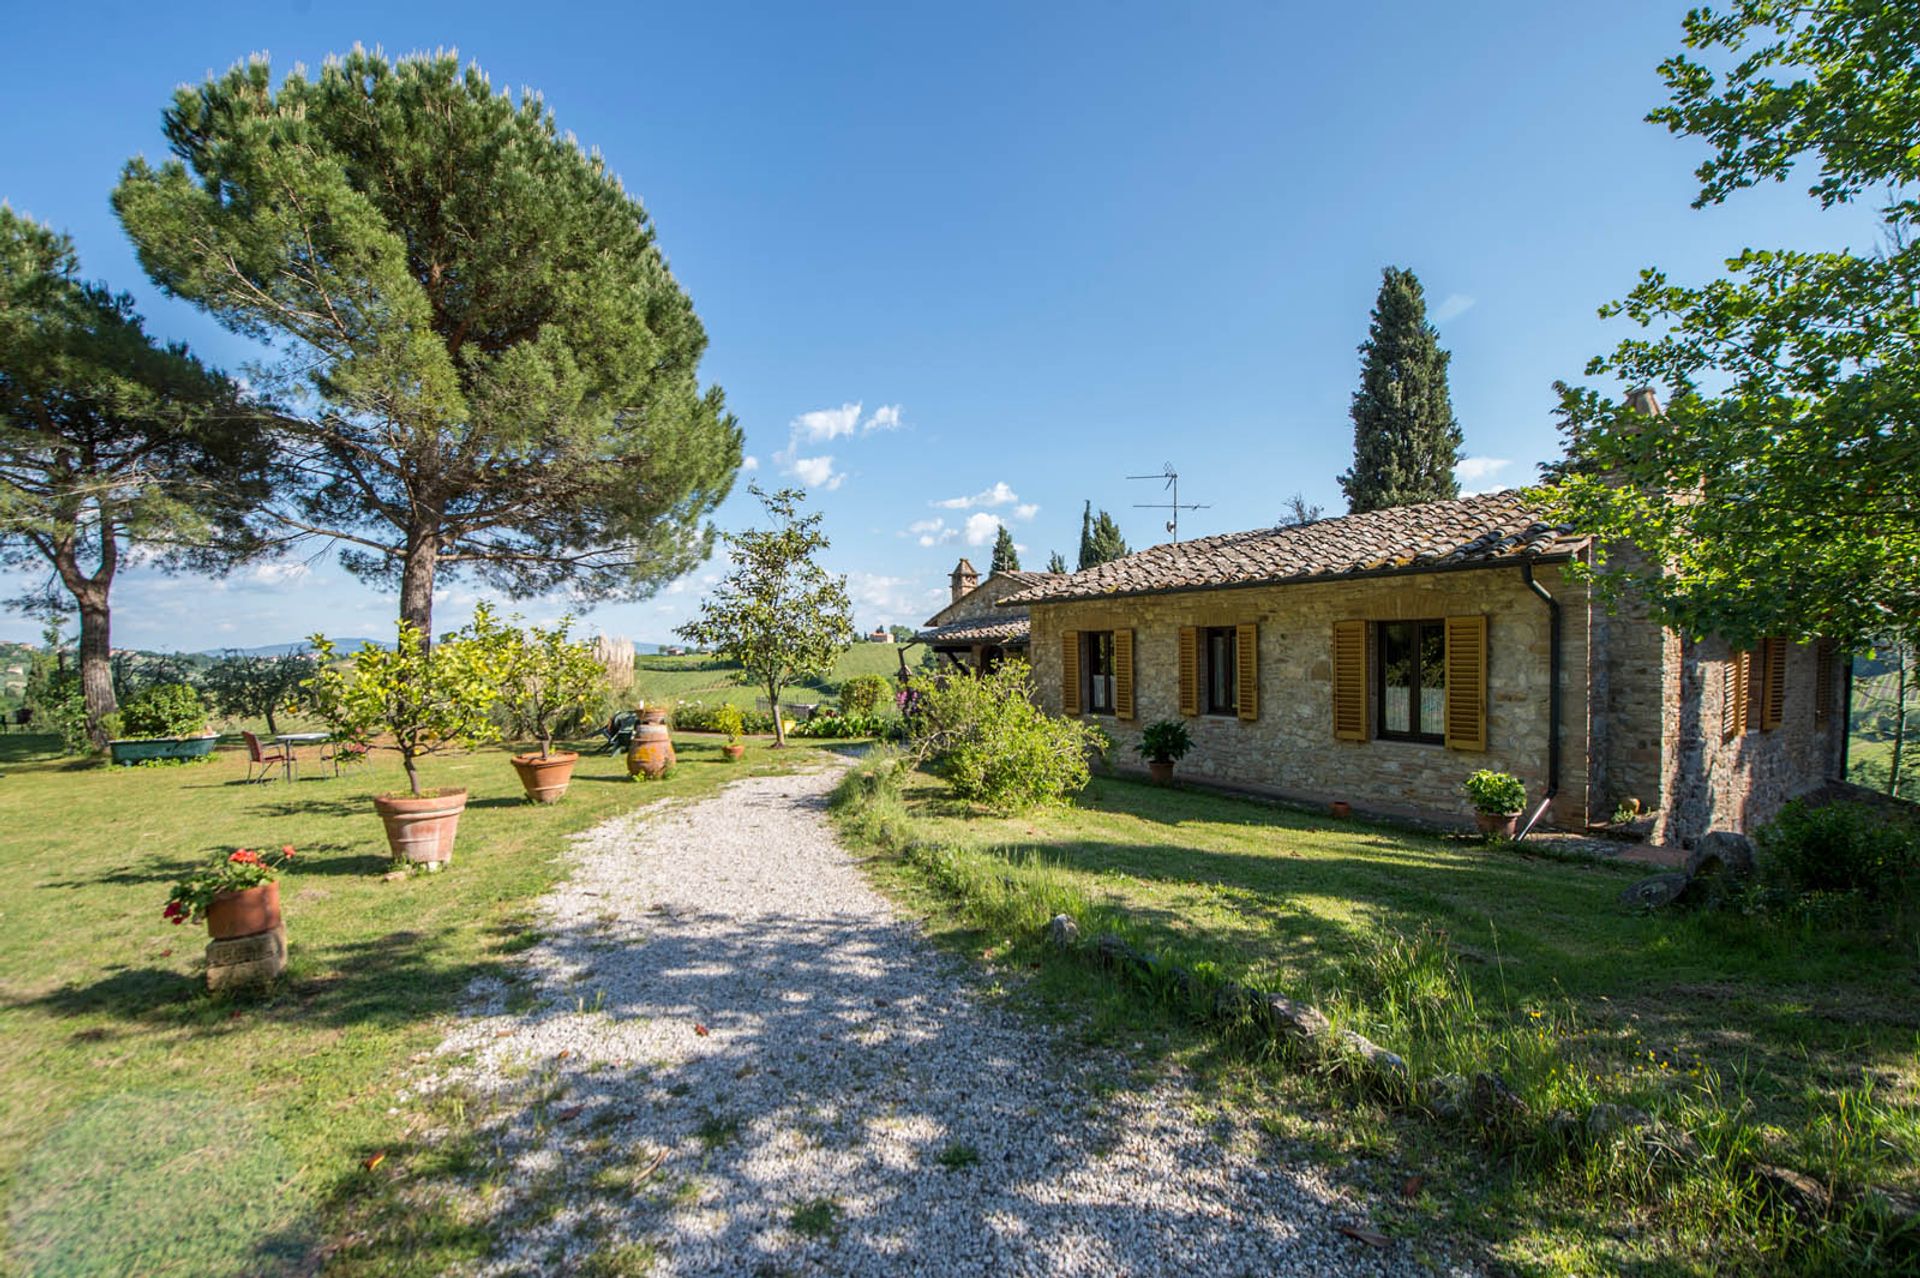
1177;627;1198;717
1113;629;1135;720
1723;649;1749;739
1235;623;1258;721
1331;620;1367;741
1761;637;1787;731
1815;640;1834;723
1443;614;1488;752
1060;631;1081;716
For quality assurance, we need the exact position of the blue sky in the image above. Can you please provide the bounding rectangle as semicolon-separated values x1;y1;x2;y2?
0;1;1881;650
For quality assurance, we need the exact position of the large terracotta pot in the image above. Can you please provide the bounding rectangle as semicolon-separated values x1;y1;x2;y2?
628;722;676;779
374;789;469;867
511;751;579;804
1475;811;1521;840
1147;759;1175;785
207;881;281;940
722;743;745;761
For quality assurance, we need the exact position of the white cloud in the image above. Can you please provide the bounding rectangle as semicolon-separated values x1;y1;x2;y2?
934;481;1019;510
904;516;957;547
846;571;947;625
963;512;1006;546
793;402;863;443
1455;456;1512;493
785;454;842;489
1433;293;1476;323
862;404;903;433
1013;503;1040;521
242;561;312;587
741;455;759;472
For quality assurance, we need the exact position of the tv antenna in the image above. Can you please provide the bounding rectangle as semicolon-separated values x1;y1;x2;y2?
1128;463;1209;543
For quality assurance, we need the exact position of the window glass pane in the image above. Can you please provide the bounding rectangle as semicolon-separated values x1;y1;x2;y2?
1208;629;1234;711
1382;622;1413;734
1088;632;1113;711
1418;624;1446;735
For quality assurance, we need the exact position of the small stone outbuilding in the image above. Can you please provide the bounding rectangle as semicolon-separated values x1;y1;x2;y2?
913;559;1064;675
998;491;1847;844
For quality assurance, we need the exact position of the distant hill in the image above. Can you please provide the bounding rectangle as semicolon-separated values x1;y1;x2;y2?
200;638;392;657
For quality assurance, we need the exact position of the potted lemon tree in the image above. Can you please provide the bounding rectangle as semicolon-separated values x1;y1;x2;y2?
717;702;747;761
480;611;605;803
307;615;507;869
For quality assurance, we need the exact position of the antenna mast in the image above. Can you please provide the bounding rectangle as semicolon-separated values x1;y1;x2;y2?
1127;463;1210;543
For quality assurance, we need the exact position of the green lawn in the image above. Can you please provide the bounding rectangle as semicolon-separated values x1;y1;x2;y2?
629;642;924;713
842;764;1920;1273
0;731;834;1278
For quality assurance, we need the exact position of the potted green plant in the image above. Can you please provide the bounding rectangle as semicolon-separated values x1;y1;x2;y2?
479;611;605;803
106;683;219;765
306;615;508;869
1136;719;1193;784
163;844;297;939
1464;769;1528;839
717;702;746;761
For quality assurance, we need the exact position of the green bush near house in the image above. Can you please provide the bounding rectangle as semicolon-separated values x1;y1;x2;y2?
1462;769;1527;816
1755;798;1920;906
838;673;891;717
1135;720;1192;764
906;660;1103;812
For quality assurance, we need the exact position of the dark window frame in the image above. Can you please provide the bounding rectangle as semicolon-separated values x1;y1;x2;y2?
1081;630;1116;716
1201;626;1238;716
1375;619;1446;744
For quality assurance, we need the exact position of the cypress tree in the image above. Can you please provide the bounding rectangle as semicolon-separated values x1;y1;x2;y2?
1338;267;1463;513
1045;551;1067;574
1077;501;1094;570
989;524;1019;574
1080;508;1130;569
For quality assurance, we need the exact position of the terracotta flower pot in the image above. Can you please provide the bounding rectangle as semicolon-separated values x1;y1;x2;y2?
637;706;669;726
628;722;676;779
511;751;579;804
1330;801;1352;819
207;880;281;940
722;743;745;761
1147;759;1175;785
1476;811;1521;840
373;788;469;867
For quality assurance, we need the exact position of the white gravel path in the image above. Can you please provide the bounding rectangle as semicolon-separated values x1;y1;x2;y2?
420;761;1476;1277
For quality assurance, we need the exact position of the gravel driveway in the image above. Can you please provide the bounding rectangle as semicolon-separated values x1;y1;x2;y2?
422;761;1470;1277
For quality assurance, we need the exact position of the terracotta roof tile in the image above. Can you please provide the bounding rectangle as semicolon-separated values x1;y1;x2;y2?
998;490;1587;605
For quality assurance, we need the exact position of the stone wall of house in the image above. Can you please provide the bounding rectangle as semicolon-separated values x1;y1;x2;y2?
1655;637;1847;844
927;572;1032;628
1027;563;1595;829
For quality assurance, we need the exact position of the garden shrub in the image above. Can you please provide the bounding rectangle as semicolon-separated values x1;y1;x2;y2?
671;700;775;735
1755;799;1920;903
906;660;1103;812
115;683;209;738
25;666;89;754
790;708;897;739
838;674;890;717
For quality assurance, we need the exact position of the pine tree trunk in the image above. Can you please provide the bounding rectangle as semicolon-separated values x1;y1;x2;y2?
399;531;438;645
1892;644;1909;799
76;593;115;749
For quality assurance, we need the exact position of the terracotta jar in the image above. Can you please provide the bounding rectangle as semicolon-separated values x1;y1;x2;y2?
1330;801;1352;819
374;789;470;867
511;751;580;804
722;743;746;761
207;881;282;940
1147;759;1175;785
628;722;676;779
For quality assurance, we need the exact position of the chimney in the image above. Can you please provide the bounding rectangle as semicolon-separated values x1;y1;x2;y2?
950;557;979;603
1624;386;1663;419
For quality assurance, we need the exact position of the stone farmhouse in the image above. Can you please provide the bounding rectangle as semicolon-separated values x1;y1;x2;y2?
988;491;1847;845
912;558;1063;673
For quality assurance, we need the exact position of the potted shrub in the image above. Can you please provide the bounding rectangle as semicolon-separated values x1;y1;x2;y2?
307;615;507;870
163;844;297;939
481;612;605;804
717;702;746;760
1464;769;1528;839
106;683;219;765
1136;719;1193;785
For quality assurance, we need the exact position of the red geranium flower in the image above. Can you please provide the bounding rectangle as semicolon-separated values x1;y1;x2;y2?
229;849;262;865
281;845;297;859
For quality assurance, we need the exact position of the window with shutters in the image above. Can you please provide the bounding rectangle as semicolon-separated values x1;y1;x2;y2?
1760;637;1788;731
1201;626;1237;715
1723;650;1751;740
1081;631;1116;715
1377;619;1446;743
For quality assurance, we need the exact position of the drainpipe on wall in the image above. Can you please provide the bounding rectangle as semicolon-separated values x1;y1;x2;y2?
1517;560;1562;840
